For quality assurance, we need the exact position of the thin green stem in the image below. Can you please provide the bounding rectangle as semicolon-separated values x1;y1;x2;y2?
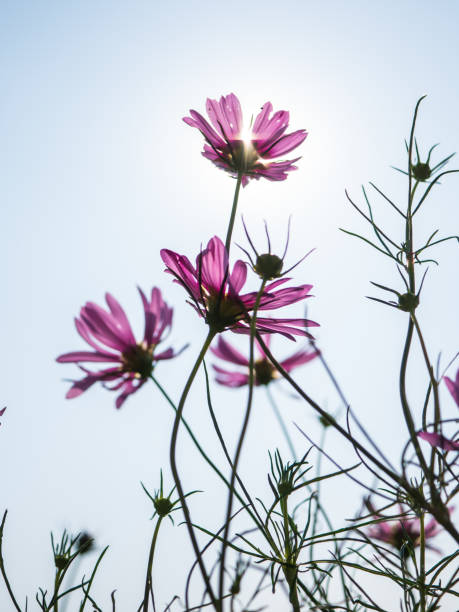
151;375;233;492
218;280;266;603
411;313;440;431
142;517;163;612
255;334;459;542
152;372;269;536
265;386;296;459
53;570;61;612
224;172;243;254
399;319;430;477
0;512;21;612
419;512;426;612
169;329;218;610
281;495;300;612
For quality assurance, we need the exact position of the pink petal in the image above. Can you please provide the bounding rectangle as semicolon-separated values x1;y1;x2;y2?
418;431;459;451
261;130;308;159
210;336;249;366
56;350;120;363
280;349;319;372
444;374;459;407
105;293;136;345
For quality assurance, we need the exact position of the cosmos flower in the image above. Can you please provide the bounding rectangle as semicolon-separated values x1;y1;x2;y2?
160;236;318;340
183;93;307;186
210;334;318;388
367;507;442;555
57;288;184;409
444;368;459;407
418;431;459;451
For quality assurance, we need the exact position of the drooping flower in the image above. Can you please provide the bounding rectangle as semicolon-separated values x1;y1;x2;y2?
57;288;184;409
160;236;318;340
418;431;459;451
211;334;318;388
367;507;442;556
183;93;307;186
444;368;459;407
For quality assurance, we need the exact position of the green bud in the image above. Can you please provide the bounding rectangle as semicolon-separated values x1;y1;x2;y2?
319;414;333;428
154;497;173;517
411;162;431;182
254;253;283;280
278;479;294;497
398;292;419;312
54;555;68;570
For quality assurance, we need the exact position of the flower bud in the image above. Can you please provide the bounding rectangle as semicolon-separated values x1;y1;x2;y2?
254;253;283;280
54;555;68;570
154;497;173;517
411;161;431;182
278;479;294;497
398;292;419;312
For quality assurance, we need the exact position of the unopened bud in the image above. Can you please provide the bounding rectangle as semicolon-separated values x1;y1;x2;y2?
154;497;173;517
254;253;283;280
398;292;419;312
411;162;431;182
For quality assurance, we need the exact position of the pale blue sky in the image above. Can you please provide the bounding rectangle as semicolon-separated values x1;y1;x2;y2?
1;1;458;609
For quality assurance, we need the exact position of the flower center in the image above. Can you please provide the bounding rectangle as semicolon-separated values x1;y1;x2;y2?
121;342;154;379
205;294;245;333
226;140;260;173
254;358;276;385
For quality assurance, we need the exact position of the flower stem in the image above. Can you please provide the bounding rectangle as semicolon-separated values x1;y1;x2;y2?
142;516;163;612
224;172;243;254
281;494;300;612
419;512;426;612
169;329;218;610
218;280;266;603
266;386;297;459
256;333;459;542
0;512;21;612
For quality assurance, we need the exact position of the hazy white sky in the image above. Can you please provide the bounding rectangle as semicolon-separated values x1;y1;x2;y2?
1;1;458;609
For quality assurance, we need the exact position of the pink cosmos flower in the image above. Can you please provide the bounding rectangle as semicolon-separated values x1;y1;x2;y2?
367;507;442;555
57;288;184;409
418;431;459;451
160;236;318;340
183;93;307;186
444;368;459;407
211;335;319;388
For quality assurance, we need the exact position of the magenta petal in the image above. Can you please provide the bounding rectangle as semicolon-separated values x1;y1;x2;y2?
56;351;120;363
212;365;249;388
444;373;459;407
210;336;250;366
418;431;459;451
115;379;145;410
281;349;319;372
262;130;308;159
199;236;229;293
65;367;120;399
105;293;136;345
229;260;247;294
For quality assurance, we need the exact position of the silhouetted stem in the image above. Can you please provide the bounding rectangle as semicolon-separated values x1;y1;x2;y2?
142;517;163;612
169;330;218;610
0;512;21;612
218;280;266;603
225;172;243;254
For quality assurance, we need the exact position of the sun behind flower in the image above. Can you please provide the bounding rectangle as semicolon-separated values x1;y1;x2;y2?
183;93;307;186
